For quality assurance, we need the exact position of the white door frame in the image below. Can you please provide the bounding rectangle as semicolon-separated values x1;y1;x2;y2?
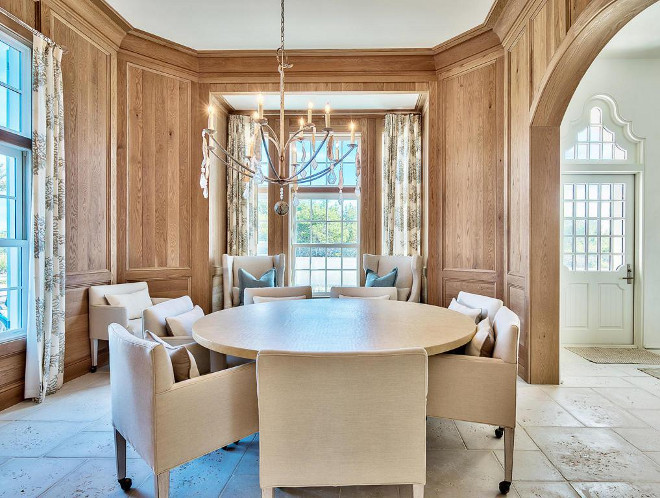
560;95;645;347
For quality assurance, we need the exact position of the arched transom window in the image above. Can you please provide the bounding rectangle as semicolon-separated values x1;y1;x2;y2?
564;106;627;161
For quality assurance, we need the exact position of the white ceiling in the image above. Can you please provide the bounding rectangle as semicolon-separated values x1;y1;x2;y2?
105;0;494;50
221;93;421;111
599;1;660;58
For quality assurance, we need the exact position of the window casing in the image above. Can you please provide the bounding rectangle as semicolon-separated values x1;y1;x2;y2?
0;30;30;340
289;134;360;295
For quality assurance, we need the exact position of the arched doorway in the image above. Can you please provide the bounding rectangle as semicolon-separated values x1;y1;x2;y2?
527;0;658;382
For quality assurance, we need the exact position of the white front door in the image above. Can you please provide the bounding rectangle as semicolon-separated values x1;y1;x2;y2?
560;174;635;345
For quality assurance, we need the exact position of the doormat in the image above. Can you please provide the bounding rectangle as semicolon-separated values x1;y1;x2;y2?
566;347;660;364
639;368;660;380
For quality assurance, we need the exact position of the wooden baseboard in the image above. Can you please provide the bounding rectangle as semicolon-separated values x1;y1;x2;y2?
0;379;25;411
64;350;109;382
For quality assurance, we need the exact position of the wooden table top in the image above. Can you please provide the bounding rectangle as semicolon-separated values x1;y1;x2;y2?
192;299;476;359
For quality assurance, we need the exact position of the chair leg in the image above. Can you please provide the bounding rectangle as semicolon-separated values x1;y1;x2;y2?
499;426;514;494
261;487;274;498
412;483;424;497
114;429;132;491
90;339;98;373
155;470;169;497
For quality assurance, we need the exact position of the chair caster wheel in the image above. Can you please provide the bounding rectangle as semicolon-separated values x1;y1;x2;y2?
234;440;240;445
90;366;97;373
499;480;511;494
495;427;504;439
118;477;132;491
222;445;229;450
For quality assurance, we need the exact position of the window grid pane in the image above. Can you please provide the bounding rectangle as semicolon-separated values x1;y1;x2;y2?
564;106;628;161
562;181;626;272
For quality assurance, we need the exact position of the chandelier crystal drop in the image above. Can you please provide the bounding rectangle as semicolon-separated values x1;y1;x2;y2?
200;0;360;215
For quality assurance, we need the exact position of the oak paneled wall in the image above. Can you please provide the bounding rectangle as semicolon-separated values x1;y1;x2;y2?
0;0;34;26
117;58;194;303
436;52;504;307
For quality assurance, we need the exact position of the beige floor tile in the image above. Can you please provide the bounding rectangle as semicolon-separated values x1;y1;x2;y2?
220;475;341;497
551;376;634;388
40;457;152;497
83;413;114;431
560;362;629;378
628;409;660;429
647;452;660;466
494;450;564;481
424;449;510;496
454;422;538;451
0;399;41;421
571;482;660;497
543;388;648;428
593;387;660;411
516;397;583;428
340;485;399;497
19;385;111;423
0;420;82;457
513;482;577;497
623;376;660;397
233;438;259;475
614;428;660;452
526;427;660;482
0;457;84;498
278;487;340;497
611;365;660;377
46;430;141;459
426;418;465;450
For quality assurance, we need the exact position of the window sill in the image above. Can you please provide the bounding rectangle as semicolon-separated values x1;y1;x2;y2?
0;329;27;347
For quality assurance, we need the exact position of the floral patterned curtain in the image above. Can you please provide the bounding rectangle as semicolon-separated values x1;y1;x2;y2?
383;114;422;256
226;114;259;256
24;37;66;402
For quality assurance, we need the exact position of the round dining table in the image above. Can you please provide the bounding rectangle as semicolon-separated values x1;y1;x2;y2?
192;299;476;359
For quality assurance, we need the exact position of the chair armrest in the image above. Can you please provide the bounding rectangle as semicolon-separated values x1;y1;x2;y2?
154;362;258;473
151;297;171;305
89;304;129;340
427;354;517;428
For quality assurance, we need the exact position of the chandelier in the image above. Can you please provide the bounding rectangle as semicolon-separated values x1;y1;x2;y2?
200;0;360;216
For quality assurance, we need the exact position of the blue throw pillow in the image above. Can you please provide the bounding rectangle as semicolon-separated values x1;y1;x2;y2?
365;267;398;288
238;267;276;305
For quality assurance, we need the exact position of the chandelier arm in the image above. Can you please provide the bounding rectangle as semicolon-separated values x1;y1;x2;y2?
294;166;335;185
283;130;331;181
260;123;283;155
260;126;281;181
208;148;255;178
207;134;256;174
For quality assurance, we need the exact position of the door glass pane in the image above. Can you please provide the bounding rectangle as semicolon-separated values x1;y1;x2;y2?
562;179;628;272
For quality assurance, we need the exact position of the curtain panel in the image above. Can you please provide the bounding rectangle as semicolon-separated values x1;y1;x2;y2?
382;114;422;256
226;114;259;256
24;37;66;402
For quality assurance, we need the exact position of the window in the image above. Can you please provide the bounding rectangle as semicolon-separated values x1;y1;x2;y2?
290;135;360;295
256;157;269;255
0;29;31;137
562;181;625;272
0;30;30;338
564;107;627;161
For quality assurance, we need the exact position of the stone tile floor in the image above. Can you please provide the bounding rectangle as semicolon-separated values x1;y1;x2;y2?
1;348;660;497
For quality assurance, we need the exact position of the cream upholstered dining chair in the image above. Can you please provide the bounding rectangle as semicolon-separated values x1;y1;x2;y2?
257;349;428;497
362;254;423;302
329;286;398;300
222;254;285;309
426;306;520;495
109;323;258;497
456;291;503;324
244;285;312;304
88;282;169;372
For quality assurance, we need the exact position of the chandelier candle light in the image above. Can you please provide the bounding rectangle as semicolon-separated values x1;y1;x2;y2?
200;0;360;215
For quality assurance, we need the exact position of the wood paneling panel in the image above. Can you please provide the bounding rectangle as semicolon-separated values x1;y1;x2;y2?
442;59;500;272
507;283;528;379
531;0;567;96
507;30;530;279
52;12;113;277
124;63;191;271
443;278;497;307
0;0;34;27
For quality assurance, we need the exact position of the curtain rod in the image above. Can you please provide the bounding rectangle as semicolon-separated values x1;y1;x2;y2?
0;6;67;53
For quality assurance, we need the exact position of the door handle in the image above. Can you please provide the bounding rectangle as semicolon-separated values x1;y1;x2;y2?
620;264;634;284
